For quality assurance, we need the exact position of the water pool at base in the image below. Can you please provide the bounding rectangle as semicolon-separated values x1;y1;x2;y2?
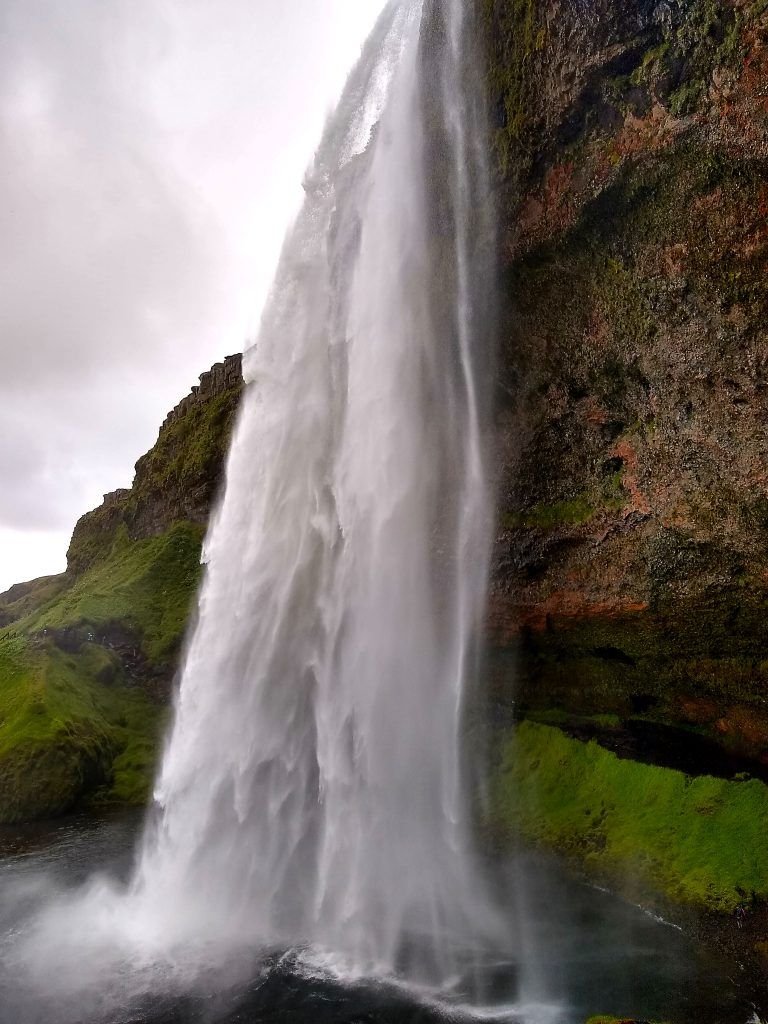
0;812;753;1024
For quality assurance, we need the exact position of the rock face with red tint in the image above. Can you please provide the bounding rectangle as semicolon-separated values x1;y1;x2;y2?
481;0;768;768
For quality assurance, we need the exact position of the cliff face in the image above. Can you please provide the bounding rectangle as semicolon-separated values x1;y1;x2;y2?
67;353;243;574
480;3;768;977
482;0;768;768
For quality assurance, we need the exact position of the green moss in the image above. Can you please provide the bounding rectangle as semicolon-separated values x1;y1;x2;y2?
133;387;239;498
501;469;625;531
491;722;768;912
668;80;703;118
602;470;627;511
630;42;671;86
503;492;595;530
97;698;167;807
0;634;163;822
628;0;745;108
482;0;546;175
24;521;203;667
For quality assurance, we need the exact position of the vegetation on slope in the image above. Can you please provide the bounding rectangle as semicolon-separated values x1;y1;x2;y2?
0;523;204;822
0;632;165;822
491;721;768;913
0;360;242;823
0;576;68;627
25;522;204;666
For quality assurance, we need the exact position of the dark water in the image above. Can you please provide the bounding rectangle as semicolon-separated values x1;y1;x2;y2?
0;813;755;1024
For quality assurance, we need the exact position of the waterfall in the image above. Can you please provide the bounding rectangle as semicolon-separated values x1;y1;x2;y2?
128;0;498;985
8;0;507;1012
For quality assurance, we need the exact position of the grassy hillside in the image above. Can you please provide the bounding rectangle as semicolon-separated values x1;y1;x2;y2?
25;522;204;666
0;522;205;822
0;632;163;821
0;361;242;823
490;721;768;914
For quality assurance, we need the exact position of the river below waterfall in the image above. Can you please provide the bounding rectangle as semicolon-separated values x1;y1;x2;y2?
0;811;753;1024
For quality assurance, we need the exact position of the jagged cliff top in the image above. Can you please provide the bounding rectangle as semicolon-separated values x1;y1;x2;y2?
160;353;242;432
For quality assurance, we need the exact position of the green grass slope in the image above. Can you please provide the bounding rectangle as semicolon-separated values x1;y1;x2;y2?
491;721;768;913
24;521;204;665
0;522;203;822
0;632;166;822
0;360;240;824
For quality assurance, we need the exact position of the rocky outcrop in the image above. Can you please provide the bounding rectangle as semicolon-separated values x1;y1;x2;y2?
160;353;243;430
67;354;243;573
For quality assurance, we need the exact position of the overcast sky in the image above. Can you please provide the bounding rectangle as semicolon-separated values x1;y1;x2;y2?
0;0;383;593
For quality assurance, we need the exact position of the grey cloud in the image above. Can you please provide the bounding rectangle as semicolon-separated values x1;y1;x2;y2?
0;0;224;535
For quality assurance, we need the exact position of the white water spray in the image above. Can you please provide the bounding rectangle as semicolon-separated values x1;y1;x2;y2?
129;0;498;984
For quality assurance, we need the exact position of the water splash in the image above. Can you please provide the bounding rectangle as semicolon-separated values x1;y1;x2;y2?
130;0;500;984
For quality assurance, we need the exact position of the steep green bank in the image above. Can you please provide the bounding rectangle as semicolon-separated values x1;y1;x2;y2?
0;632;162;821
491;721;768;913
0;356;243;822
25;522;205;669
0;525;200;821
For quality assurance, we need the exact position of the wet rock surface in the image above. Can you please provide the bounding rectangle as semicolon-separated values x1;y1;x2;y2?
481;0;768;768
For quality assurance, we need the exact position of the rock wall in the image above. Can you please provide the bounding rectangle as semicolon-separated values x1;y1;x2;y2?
482;0;768;769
